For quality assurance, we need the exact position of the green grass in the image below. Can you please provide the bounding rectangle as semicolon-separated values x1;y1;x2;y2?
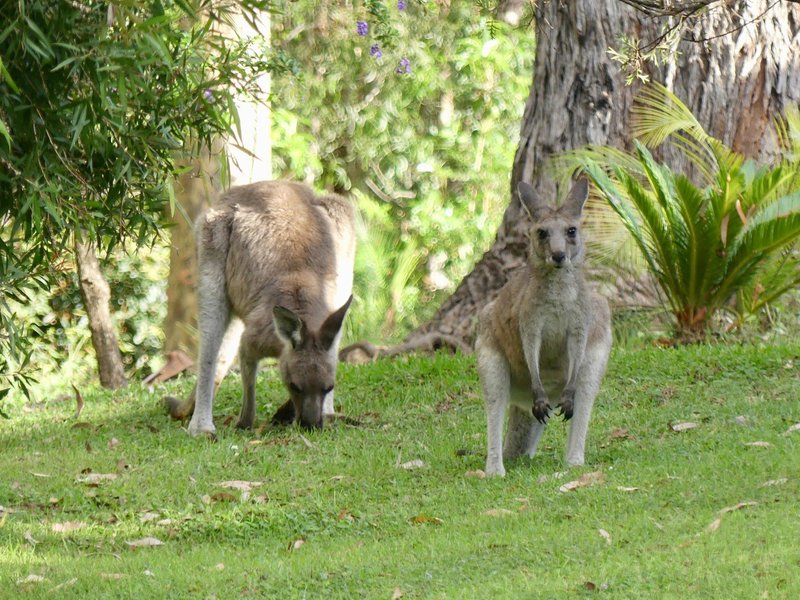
2;343;799;598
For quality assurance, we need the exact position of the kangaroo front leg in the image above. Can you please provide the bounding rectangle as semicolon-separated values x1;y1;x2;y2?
558;328;588;421
523;329;550;423
236;348;259;430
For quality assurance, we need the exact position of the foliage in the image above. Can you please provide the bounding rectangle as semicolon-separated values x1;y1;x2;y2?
2;344;800;595
572;84;800;339
270;1;534;339
0;0;274;400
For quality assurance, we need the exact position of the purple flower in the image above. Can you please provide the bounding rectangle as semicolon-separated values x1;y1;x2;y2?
398;1;407;10
357;21;368;36
203;89;214;102
396;57;411;74
370;43;383;58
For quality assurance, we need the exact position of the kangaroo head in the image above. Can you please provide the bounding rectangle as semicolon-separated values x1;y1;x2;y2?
518;178;589;269
272;296;353;429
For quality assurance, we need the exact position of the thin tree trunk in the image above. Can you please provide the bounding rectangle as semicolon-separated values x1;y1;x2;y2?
75;240;127;389
409;0;800;347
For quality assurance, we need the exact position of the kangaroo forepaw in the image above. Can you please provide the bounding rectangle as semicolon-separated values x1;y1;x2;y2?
270;399;296;426
532;398;551;424
558;389;575;421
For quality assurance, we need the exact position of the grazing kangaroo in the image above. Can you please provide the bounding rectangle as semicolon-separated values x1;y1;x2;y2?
166;180;356;436
476;178;612;476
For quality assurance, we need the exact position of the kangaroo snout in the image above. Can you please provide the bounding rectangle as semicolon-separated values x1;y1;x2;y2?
551;251;567;266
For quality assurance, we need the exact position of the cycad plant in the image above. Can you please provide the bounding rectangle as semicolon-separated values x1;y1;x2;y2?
574;84;800;339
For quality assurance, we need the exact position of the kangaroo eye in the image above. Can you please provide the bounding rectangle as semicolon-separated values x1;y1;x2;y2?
567;226;577;237
289;383;302;394
537;229;548;240
322;385;334;395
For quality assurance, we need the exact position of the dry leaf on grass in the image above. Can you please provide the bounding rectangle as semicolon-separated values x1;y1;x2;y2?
719;501;758;514
616;486;639;492
392;587;404;599
784;423;800;435
17;574;45;585
670;422;699;432
464;470;486;479
745;441;771;448
24;530;39;546
31;472;52;478
107;437;120;449
598;528;612;545
609;427;631;440
706;517;722;532
100;573;126;580
761;478;788;487
125;536;164;548
482;508;514;517
75;473;117;485
398;459;425;470
289;539;305;551
52;521;87;533
409;515;443;525
559;471;605;493
216;480;264;492
139;512;160;523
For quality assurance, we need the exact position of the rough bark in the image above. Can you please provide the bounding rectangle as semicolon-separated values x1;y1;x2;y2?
409;0;800;347
75;240;127;389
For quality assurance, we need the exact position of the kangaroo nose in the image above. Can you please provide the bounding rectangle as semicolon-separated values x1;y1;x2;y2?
552;252;566;265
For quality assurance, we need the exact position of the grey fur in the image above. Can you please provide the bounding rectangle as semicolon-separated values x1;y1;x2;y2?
476;178;612;476
168;180;356;435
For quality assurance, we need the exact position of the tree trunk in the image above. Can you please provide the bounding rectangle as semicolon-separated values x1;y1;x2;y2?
75;240;127;389
409;0;800;347
162;10;271;361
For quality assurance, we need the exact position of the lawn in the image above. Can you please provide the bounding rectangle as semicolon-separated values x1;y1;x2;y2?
1;342;799;598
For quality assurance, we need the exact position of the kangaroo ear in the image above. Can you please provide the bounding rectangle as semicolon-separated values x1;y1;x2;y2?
319;295;353;350
561;177;589;219
517;181;549;221
273;305;306;350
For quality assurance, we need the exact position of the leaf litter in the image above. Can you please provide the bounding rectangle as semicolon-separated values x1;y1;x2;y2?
559;471;605;493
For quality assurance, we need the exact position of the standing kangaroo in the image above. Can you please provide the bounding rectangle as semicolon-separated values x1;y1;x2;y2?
476;178;612;476
166;180;356;436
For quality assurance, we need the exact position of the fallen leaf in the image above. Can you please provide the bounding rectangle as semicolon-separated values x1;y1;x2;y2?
398;459;425;470
125;536;164;548
156;519;174;526
75;473;117;485
784;423;800;435
609;427;630;440
252;494;269;504
671;422;699;432
215;563;225;571
583;581;597;591
733;415;749;426
289;539;305;551
116;459;130;472
71;384;85;419
598;528;612;545
299;434;315;449
329;475;346;481
216;480;263;492
559;471;605;493
31;472;52;478
391;587;404;600
746;441;771;448
464;469;486;479
52;521;87;533
201;494;212;505
24;530;38;546
17;574;45;585
719;501;758;514
482;508;514;517
616;486;639;492
107;437;120;449
100;573;126;580
706;517;722;532
761;478;788;487
143;570;155;577
139;512;160;523
209;491;237;503
409;515;443;525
